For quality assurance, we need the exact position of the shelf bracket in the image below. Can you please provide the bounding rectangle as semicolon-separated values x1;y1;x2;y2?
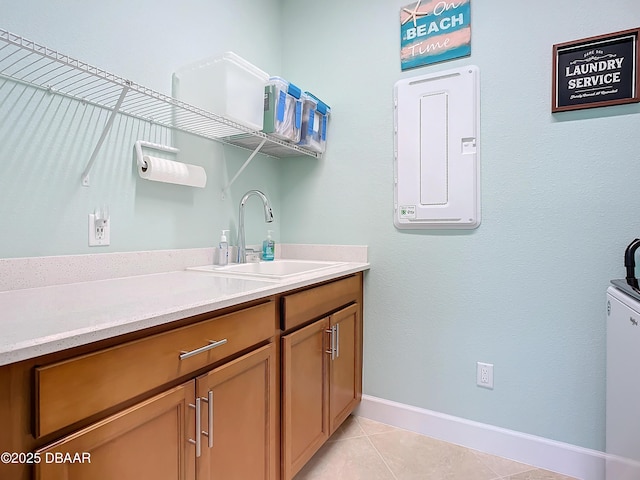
81;83;131;186
221;137;267;196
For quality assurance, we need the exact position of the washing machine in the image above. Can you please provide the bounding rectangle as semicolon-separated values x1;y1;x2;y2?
606;279;640;479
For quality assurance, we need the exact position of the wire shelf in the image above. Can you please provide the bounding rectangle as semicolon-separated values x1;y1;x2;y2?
0;28;320;160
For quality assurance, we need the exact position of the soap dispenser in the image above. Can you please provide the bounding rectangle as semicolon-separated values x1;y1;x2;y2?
218;230;229;266
262;230;275;261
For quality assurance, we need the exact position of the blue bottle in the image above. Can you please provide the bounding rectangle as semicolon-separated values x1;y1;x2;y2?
262;230;275;261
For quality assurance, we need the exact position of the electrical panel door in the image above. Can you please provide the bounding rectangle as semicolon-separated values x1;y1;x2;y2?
394;66;480;229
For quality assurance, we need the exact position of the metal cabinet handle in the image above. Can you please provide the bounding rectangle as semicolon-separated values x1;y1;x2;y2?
325;326;338;360
325;328;334;359
335;323;340;359
179;339;228;360
188;397;202;457
188;390;214;457
201;390;213;448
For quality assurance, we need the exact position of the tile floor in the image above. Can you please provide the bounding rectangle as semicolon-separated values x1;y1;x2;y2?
294;416;579;480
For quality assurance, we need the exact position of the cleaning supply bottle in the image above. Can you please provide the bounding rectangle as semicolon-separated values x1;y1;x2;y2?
262;230;275;261
217;230;229;266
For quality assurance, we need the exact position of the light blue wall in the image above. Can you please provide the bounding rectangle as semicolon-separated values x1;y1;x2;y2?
0;0;284;257
2;0;640;453
279;0;640;451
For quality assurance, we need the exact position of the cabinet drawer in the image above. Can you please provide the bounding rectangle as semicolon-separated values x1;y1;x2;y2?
35;301;275;438
282;275;361;331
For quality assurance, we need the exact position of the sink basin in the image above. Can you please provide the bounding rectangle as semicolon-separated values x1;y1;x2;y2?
189;260;347;280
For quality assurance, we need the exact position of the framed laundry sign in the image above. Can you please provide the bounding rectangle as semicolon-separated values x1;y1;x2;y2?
400;0;471;71
552;28;640;112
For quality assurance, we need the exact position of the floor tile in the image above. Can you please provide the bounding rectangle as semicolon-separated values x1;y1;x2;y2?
295;416;579;480
368;428;498;480
505;470;579;480
355;416;402;436
326;415;367;442
473;450;536;477
294;436;395;480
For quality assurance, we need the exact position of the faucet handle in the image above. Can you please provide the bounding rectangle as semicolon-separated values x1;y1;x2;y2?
244;249;261;263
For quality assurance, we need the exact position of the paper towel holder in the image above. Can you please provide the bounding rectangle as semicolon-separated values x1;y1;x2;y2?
134;140;180;171
134;140;207;188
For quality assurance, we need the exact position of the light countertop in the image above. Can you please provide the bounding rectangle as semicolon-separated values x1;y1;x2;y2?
0;245;368;366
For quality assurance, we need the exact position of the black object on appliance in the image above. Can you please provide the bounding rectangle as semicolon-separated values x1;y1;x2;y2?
625;238;640;289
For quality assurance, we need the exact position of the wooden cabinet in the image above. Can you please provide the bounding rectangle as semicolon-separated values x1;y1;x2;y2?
35;382;196;480
196;343;277;480
328;303;361;434
281;276;363;480
34;301;274;438
0;272;364;480
26;300;276;480
282;319;330;479
35;343;276;480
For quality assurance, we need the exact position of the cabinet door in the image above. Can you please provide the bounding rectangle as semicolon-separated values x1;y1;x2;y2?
328;303;362;435
195;343;276;480
281;318;330;480
35;382;195;480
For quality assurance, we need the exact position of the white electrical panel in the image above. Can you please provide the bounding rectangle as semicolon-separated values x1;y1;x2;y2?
394;66;481;229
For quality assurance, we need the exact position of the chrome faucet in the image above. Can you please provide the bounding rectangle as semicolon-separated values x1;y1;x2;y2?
237;190;274;263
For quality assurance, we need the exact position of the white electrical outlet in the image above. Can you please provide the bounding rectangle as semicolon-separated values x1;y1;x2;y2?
88;213;110;246
476;362;494;389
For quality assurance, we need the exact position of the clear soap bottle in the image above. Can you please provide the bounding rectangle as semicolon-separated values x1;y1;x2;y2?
262;230;275;261
217;229;229;266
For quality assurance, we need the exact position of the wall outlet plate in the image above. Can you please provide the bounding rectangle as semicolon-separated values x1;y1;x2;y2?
88;213;110;246
477;362;494;389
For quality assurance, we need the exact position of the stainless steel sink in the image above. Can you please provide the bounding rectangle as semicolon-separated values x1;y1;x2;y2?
188;259;347;280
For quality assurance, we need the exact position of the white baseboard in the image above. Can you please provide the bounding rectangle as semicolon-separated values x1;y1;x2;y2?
355;394;607;480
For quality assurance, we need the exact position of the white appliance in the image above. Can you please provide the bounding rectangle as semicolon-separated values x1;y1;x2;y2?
606;282;640;479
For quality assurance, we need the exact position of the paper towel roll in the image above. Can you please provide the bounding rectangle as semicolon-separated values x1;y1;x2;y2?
138;156;207;188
